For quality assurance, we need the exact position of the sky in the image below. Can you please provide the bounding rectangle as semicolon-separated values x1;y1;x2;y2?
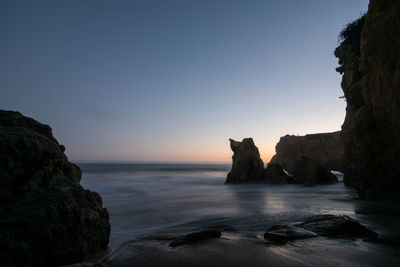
0;0;369;163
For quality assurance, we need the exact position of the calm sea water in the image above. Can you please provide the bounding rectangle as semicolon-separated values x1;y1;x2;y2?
78;163;399;247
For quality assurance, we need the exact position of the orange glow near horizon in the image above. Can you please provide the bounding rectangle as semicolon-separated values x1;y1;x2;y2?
69;140;276;164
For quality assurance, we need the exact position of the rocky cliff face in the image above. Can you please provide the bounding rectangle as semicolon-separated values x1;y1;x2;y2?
0;110;110;266
270;132;344;174
335;0;400;200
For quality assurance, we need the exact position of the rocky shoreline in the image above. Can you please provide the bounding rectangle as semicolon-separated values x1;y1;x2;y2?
0;110;110;267
1;0;399;266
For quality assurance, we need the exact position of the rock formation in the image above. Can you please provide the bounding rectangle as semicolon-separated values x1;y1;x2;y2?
270;131;344;174
292;156;338;186
264;214;377;243
335;0;400;200
263;164;295;184
0;110;110;267
225;138;264;183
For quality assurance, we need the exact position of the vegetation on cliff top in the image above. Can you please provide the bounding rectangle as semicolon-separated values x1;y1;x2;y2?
338;13;366;54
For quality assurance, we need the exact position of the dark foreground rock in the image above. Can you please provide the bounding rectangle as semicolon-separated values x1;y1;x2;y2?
292;157;338;186
297;215;378;237
263;164;295;184
169;230;221;247
270;132;344;173
0;110;110;267
335;0;400;200
264;215;377;243
225;138;264;183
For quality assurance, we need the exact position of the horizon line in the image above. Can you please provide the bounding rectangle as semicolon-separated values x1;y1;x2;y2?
73;160;233;165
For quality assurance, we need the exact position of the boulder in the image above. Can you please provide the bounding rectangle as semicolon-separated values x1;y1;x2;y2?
292;157;338;186
264;214;377;243
270;132;344;174
335;0;400;200
0;110;110;267
169;230;221;247
263;164;295;184
225;138;264;184
297;215;378;237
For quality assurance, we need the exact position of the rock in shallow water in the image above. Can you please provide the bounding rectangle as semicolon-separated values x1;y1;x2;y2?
0;110;110;267
225;138;264;183
264;214;378;243
270;131;344;173
263;164;295;184
169;230;222;247
297;214;378;237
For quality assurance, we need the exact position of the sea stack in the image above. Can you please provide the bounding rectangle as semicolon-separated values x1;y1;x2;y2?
270;131;344;174
225;138;293;184
335;0;400;200
225;138;264;183
0;110;110;266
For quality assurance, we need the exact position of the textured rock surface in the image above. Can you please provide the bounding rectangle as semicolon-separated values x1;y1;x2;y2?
270;131;344;174
264;214;377;243
225;138;264;183
335;0;400;200
0;110;110;267
292;157;338;186
263;164;295;184
297;215;378;237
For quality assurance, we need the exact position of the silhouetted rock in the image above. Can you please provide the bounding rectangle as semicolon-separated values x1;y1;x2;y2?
270;132;344;174
292;157;338;186
264;224;317;242
0;110;110;267
169;230;221;247
335;0;400;200
264;214;377;243
263;164;295;184
297;215;378;237
225;138;264;183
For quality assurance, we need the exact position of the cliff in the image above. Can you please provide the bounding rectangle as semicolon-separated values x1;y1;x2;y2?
334;0;400;200
270;131;344;174
0;110;110;266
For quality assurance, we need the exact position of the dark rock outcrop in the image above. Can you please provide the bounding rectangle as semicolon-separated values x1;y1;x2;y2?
264;214;377;243
263;164;295;184
292;157;338;186
0;110;110;267
225;138;264;183
270;131;344;174
225;138;332;185
169;230;221;247
335;0;400;200
297;215;378;237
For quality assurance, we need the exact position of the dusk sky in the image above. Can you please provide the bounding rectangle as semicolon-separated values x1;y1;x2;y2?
0;0;368;163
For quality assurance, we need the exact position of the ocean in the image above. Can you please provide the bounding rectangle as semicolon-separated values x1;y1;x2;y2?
79;163;366;244
78;163;400;266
